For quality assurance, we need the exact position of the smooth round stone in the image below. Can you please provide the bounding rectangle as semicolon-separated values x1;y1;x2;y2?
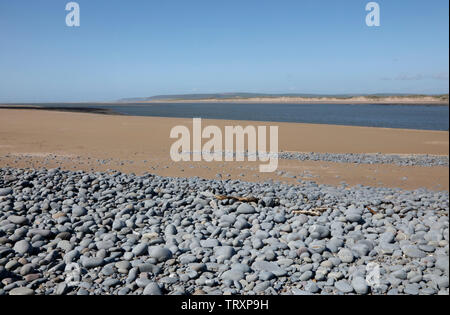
379;242;398;255
96;240;114;251
351;276;369;294
72;205;87;217
403;284;420;295
136;278;152;288
234;220;249;230
143;282;162;295
259;271;275;281
252;238;263;249
392;269;408;280
132;243;148;256
55;283;68;295
379;232;396;244
13;240;32;255
188;263;206;272
148;246;173;262
435;256;449;274
236;204;256;214
29;229;53;239
82;257;104;269
264;250;276;261
387;288;399;295
273;213;286;223
304;281;320;293
299;264;313;273
338;248;354;263
308;241;326;254
326;238;344;253
77;289;89;295
433;276;449;289
137;263;158;273
421;287;437;295
403;246;427;258
200;238;220;248
230;263;250;273
328;271;343;281
122;252;133;260
251;261;287;277
407;271;422;283
179;254;197;264
57;240;73;252
20;264;35;276
352;243;371;257
419;245;436;253
115;261;131;271
118;287;131;295
56;232;71;240
9;287;34;295
5;259;20;270
112;220;125;231
335;280;354;293
278;258;294;267
299;271;313;281
345;212;362;223
64;249;80;263
309;225;330;240
221;270;244;281
165;224;177;236
103;278;120;288
8;215;29;225
253;281;270;293
215;246;236;260
0;187;13;196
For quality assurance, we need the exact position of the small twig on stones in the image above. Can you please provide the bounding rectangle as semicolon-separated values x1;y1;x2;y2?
367;206;378;215
214;195;259;203
292;207;328;216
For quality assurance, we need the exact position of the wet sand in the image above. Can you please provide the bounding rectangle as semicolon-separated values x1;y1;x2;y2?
0;109;448;191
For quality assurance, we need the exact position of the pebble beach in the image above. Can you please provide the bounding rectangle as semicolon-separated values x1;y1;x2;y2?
0;167;448;295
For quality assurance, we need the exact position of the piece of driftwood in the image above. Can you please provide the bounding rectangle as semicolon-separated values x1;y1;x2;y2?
214;195;259;203
292;207;328;216
367;206;378;215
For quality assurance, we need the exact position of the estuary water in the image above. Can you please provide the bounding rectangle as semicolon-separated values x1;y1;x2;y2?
35;102;450;131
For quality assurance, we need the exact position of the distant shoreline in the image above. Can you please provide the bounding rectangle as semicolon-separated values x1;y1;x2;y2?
140;96;449;105
1;95;449;107
0;105;121;115
118;94;449;105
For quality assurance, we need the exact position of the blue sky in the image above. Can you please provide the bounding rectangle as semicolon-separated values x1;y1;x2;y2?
0;0;448;102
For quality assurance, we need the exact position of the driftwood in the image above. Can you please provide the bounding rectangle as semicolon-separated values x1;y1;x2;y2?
366;206;378;215
214;195;258;203
292;207;328;216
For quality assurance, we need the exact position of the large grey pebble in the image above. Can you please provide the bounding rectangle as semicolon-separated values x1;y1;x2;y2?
13;240;32;255
9;287;34;295
236;203;256;214
148;246;173;262
143;282;162;295
0;187;12;196
351;276;369;294
72;205;87;217
335;280;354;293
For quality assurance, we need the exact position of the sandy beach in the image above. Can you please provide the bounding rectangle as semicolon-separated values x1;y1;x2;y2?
0;108;448;191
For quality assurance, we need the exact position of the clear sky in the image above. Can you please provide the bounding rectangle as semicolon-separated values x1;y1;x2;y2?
0;0;448;102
